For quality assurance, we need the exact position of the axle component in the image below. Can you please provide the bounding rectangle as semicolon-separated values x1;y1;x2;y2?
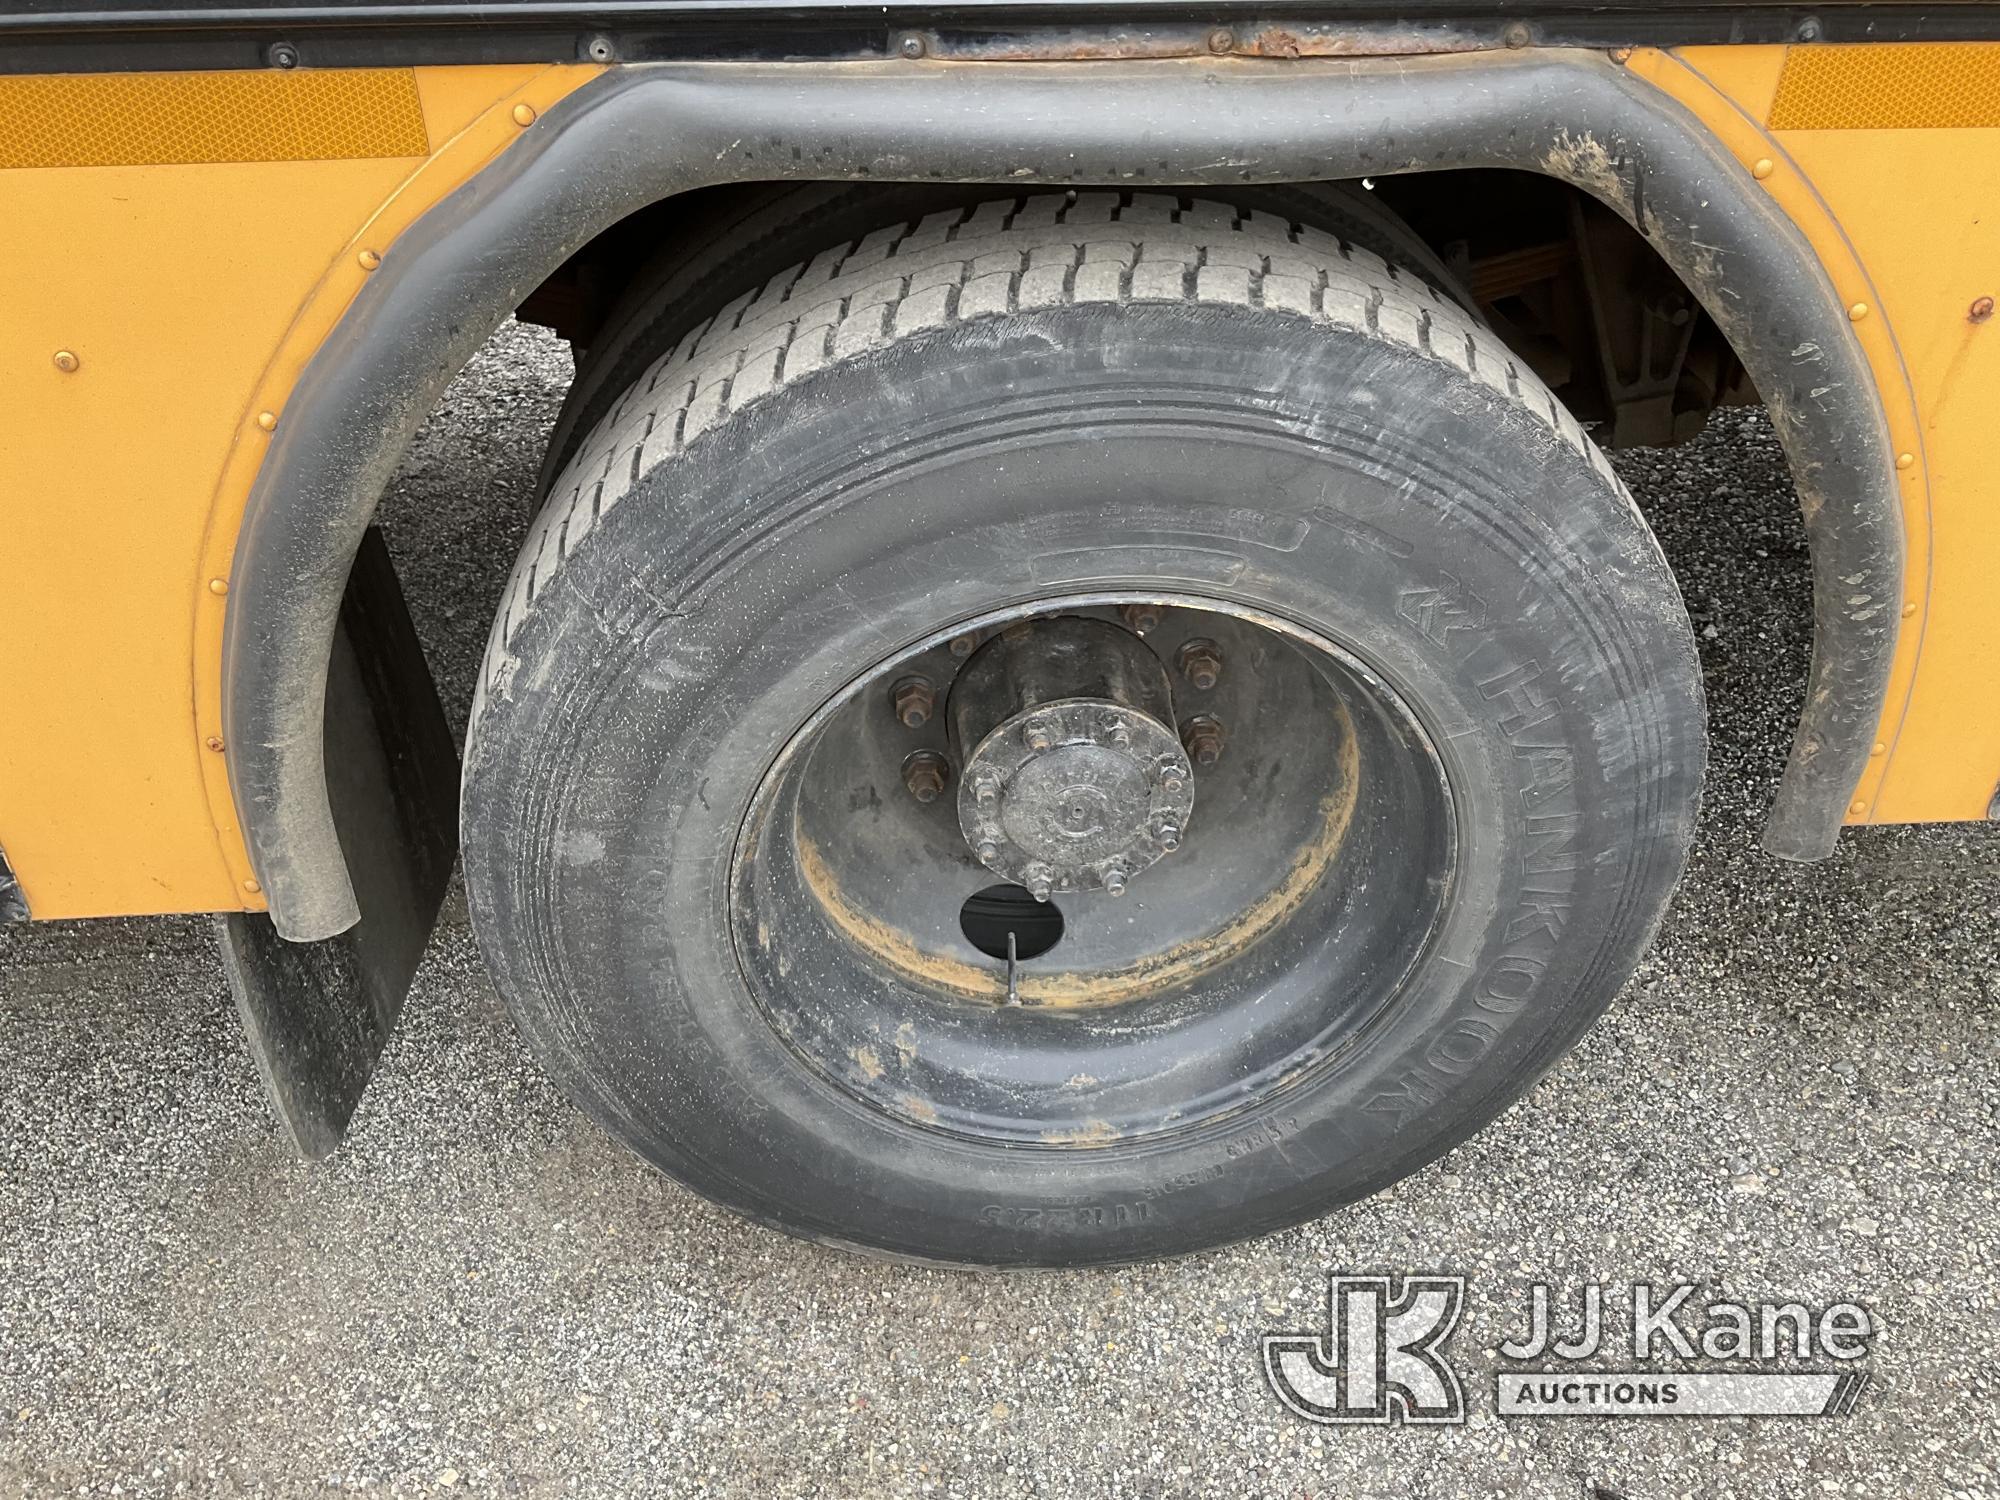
949;616;1191;899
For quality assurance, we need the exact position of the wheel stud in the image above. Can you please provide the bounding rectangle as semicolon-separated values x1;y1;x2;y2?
977;837;1002;864
901;749;950;803
1153;821;1182;852
1025;865;1054;903
1119;602;1162;635
1023;716;1056;751
892;674;936;728
1177;638;1224;691
1181;714;1226;767
1103;865;1129;898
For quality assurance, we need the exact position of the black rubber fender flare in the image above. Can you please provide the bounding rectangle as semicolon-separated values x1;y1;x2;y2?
222;50;1900;941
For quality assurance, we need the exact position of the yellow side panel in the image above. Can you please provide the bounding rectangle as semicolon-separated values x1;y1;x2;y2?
1670;46;2000;823
0;65;598;919
5;47;1994;921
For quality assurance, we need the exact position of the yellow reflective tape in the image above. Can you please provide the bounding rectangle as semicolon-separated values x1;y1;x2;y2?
0;69;429;169
1770;43;2000;130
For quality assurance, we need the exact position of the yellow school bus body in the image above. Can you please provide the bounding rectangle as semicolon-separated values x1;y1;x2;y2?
1;41;1997;921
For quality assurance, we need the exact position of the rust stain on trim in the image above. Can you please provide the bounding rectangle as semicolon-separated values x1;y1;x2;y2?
920;22;1489;64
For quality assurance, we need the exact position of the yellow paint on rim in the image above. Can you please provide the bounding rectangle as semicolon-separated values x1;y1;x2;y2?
790;719;1361;1009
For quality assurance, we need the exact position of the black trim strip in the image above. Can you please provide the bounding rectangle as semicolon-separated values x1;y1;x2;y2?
222;53;1899;939
10;4;2000;75
7;0;1999;23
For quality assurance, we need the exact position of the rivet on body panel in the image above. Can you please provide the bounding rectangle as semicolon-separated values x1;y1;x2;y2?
1901;602;1918;617
52;350;79;373
1969;296;1995;323
256;410;277;431
1895;452;1915;470
511;103;537;127
1752;158;1775;180
358;249;382;271
1847;302;1870;322
243;878;262;894
1848;799;1868;816
205;736;226;753
208;578;229;596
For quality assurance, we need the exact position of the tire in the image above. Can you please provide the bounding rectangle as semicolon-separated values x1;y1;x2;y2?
464;190;1704;1267
538;181;1473;496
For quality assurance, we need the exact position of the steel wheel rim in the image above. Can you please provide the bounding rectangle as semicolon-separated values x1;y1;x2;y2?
728;592;1458;1149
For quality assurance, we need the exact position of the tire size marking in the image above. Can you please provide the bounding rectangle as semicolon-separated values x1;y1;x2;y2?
980;1202;1153;1231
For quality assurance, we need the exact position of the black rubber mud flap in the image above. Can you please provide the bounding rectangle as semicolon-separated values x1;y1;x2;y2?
216;527;458;1159
0;841;26;923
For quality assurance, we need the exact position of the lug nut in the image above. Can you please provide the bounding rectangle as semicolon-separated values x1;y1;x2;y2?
1181;714;1226;767
1024;716;1056;751
975;776;1000;809
1154;821;1182;852
1156;757;1189;793
901;749;949;803
891;674;935;728
1119;602;1163;635
977;837;1002;864
1103;866;1129;898
1177;638;1224;691
1025;865;1054;903
1101;711;1131;748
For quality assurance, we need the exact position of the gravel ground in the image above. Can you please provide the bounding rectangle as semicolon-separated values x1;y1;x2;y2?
2;321;1996;1499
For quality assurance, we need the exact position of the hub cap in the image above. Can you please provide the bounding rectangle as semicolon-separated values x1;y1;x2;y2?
952;618;1192;900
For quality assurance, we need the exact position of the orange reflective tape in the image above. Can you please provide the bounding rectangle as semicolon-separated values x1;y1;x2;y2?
0;69;429;169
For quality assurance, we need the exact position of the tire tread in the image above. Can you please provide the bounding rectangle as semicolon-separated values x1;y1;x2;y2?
488;190;1608;689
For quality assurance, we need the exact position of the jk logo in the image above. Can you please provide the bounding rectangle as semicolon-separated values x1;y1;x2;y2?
1262;1274;1467;1425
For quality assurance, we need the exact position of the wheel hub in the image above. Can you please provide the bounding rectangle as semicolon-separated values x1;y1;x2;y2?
951;618;1191;899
